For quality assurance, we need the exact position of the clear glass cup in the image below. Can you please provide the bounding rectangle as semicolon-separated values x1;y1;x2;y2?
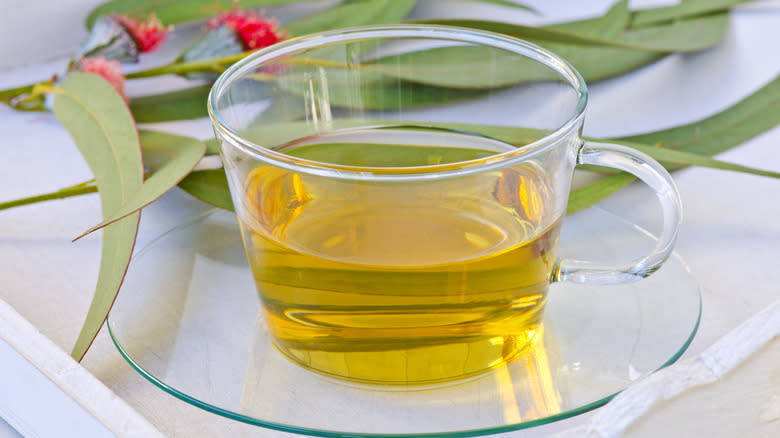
208;25;682;386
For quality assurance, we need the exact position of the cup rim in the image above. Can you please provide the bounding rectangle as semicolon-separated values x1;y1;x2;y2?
208;24;588;181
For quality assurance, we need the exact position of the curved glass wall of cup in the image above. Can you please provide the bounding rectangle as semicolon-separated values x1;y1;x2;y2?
107;207;701;437
208;25;587;176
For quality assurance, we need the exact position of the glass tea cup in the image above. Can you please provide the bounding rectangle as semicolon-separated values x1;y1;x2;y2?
208;25;682;386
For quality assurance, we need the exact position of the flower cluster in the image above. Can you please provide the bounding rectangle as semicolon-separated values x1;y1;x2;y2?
73;14;170;99
207;8;287;50
3;7;287;109
76;14;169;64
179;7;288;72
116;14;169;53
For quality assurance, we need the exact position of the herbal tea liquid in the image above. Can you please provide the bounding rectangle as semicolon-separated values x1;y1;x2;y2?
235;128;562;385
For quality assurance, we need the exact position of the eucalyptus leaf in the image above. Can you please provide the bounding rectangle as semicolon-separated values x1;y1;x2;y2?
51;73;144;361
541;44;662;84
617;74;780;160
86;0;319;29
631;0;753;28
129;85;212;123
235;130;780;178
77;131;207;238
568;72;780;212
617;12;728;52
242;117;779;177
178;169;235;210
141;130;209;172
423;11;728;53
363;0;625;89
365;5;722;89
205;138;221;155
490;1;659;83
366;46;555;88
545;0;629;38
612;140;780;179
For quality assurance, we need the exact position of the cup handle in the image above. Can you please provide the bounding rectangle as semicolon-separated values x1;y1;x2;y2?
554;140;683;285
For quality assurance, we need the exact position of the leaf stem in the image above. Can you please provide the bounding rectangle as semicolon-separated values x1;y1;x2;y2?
0;179;97;211
0;83;36;104
125;52;391;81
1;77;57;111
126;51;254;79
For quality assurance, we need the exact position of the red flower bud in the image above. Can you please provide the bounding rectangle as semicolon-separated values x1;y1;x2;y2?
115;14;170;53
207;8;287;50
77;57;128;103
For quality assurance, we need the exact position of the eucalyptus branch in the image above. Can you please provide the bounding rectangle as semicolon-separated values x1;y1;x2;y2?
0;77;56;111
0;179;97;211
126;51;254;79
0;83;35;104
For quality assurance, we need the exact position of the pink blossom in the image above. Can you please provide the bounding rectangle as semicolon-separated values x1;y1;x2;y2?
78;57;128;102
207;8;287;50
116;14;169;53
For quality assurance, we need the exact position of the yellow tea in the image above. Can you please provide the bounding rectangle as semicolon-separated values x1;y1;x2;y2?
235;129;562;385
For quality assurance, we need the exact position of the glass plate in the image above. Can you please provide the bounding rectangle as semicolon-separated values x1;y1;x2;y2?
108;207;701;437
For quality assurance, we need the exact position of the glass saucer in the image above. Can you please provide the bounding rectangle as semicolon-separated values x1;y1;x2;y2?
108;207;701;437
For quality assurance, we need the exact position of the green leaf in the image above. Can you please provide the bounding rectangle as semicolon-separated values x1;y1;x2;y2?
362;0;628;88
285;0;417;36
541;45;662;84
366;46;555;88
568;72;780;213
519;2;658;83
631;0;753;28
50;73;144;361
178;169;234;210
86;0;319;29
76;131;207;238
612;140;780;179
617;74;780;160
205;138;221;155
422;11;729;53
566;135;780;215
140;130;207;172
129;85;212;123
545;0;629;38
618;12;729;52
285;126;780;179
368;7;722;88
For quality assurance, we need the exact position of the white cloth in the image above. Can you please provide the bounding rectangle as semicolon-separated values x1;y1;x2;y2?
552;299;780;438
